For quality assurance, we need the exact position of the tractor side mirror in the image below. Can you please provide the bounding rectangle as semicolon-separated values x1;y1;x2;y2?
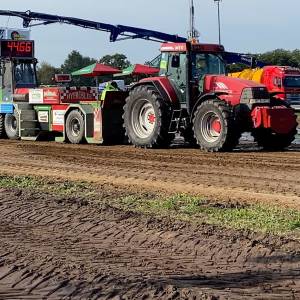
273;77;282;87
171;55;180;68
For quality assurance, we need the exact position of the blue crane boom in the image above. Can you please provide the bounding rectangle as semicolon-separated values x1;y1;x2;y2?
0;10;187;43
223;52;265;68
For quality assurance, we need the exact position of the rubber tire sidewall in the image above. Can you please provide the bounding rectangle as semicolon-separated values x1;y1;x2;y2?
65;110;85;144
0;114;4;138
193;101;229;151
4;113;19;140
193;99;240;152
124;86;172;148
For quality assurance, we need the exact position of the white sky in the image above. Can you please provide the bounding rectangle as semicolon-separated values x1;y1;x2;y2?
0;0;298;67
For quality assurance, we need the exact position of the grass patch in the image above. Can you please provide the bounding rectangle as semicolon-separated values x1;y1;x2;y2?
1;174;300;234
0;175;96;197
118;194;300;234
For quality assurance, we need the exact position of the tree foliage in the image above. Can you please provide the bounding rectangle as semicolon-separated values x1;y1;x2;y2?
36;51;132;86
258;49;300;68
60;50;97;86
37;62;60;86
227;49;300;73
99;53;130;69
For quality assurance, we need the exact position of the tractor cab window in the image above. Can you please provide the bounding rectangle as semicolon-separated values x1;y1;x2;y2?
13;61;37;88
191;53;226;79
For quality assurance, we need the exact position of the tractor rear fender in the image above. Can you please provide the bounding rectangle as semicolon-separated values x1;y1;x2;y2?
63;104;95;142
190;91;228;121
132;77;181;109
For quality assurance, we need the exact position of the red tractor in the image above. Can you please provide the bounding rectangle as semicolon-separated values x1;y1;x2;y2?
123;42;298;151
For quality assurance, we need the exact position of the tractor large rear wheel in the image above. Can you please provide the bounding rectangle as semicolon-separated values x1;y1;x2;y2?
252;128;297;151
193;99;240;152
123;85;174;148
4;112;19;140
0;114;4;138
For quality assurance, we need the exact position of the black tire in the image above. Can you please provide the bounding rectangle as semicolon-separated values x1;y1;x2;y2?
252;128;297;151
123;85;174;148
65;110;85;144
0;114;4;138
4;112;19;140
182;126;198;148
193;99;241;152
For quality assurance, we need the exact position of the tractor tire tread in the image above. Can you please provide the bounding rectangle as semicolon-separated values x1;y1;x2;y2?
0;114;4;138
193;99;241;152
123;85;174;148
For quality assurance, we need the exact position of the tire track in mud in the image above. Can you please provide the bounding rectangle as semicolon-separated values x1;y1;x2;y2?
1;189;300;299
0;141;300;208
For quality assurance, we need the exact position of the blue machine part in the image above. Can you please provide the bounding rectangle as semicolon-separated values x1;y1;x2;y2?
0;103;14;114
0;10;187;43
223;52;265;68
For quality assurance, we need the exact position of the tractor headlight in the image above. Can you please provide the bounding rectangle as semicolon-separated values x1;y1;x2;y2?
249;99;270;104
241;87;270;105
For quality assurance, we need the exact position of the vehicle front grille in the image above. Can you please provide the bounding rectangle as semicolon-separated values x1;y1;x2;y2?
286;94;300;110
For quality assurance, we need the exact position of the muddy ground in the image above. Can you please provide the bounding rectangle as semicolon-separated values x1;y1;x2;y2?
1;140;300;299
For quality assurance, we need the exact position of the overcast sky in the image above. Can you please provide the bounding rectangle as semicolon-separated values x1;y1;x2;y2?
0;0;298;67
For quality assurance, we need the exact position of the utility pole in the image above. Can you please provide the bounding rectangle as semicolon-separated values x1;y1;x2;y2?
214;0;222;44
188;0;199;41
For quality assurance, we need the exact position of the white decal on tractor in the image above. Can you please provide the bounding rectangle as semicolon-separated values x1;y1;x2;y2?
215;82;228;90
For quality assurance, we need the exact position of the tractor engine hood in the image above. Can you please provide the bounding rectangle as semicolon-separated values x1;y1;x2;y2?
203;75;268;106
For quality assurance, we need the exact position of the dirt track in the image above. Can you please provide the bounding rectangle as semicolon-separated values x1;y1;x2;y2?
0;140;300;208
1;188;300;299
1;140;300;299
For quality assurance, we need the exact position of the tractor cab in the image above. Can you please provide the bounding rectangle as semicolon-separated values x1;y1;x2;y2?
159;42;226;104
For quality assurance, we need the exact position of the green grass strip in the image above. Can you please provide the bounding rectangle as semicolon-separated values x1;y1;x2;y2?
1;175;300;235
117;194;300;234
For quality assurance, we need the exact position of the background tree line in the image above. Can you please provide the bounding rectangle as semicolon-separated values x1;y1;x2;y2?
227;49;300;72
37;51;130;86
38;48;300;85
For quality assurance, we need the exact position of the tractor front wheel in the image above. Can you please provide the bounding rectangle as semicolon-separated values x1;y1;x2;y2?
65;110;85;144
123;85;173;148
193;99;240;152
4;112;19;140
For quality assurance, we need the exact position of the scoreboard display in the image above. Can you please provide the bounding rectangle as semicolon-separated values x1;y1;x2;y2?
0;40;34;58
